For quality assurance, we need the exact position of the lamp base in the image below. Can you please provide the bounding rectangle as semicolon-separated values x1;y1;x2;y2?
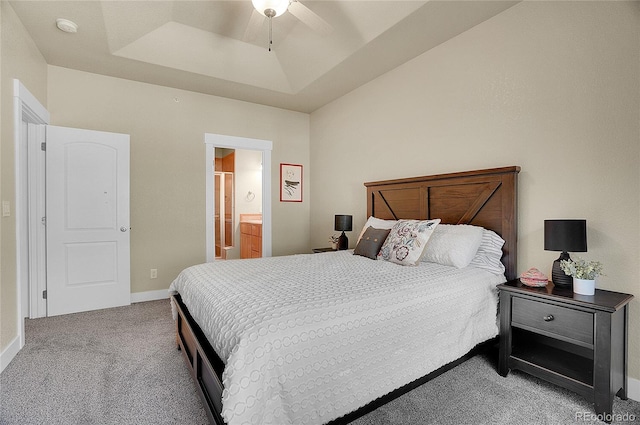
551;252;573;288
337;232;349;250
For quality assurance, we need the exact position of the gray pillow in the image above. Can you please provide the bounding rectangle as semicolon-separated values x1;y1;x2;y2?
353;227;391;260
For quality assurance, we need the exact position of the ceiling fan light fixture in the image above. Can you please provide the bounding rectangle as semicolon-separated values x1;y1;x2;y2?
252;0;289;18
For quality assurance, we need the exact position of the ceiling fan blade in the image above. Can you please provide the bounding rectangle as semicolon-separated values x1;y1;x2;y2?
287;0;333;36
243;9;265;42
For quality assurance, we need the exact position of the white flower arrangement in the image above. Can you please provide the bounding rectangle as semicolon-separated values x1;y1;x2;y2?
560;257;604;280
329;235;339;249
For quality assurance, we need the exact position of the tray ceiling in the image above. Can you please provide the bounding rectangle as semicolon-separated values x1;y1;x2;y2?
9;1;519;112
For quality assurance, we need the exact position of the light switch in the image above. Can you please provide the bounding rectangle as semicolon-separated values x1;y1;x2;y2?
2;201;10;217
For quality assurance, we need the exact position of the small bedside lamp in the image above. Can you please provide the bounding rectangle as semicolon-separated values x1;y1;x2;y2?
334;215;353;250
544;219;587;287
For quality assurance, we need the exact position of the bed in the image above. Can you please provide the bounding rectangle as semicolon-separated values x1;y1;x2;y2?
170;166;520;425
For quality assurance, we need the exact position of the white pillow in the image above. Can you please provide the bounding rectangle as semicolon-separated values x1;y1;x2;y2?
421;224;484;268
469;229;506;275
357;216;397;243
380;219;440;266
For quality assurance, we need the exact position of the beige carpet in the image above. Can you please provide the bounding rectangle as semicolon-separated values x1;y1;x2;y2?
1;300;638;425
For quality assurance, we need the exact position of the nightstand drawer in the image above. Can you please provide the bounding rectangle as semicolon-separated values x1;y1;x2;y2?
512;297;593;345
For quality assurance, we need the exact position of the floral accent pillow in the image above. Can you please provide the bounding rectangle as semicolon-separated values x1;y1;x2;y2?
380;219;441;266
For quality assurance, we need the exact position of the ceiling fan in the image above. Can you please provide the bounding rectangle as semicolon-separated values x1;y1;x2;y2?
245;0;333;50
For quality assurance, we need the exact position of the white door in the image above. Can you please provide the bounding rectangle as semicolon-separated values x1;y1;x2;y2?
46;126;130;316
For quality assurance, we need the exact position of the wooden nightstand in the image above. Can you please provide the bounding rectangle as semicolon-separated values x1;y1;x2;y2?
498;279;633;421
312;247;336;253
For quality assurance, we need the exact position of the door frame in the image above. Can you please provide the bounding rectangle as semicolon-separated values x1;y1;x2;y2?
13;80;50;350
204;134;272;262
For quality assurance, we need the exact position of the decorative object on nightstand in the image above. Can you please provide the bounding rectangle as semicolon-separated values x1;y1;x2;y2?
544;219;587;288
498;279;633;420
560;257;604;296
334;215;352;250
519;267;548;287
329;235;339;250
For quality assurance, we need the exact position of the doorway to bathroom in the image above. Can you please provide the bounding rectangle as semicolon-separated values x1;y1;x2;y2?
214;148;264;260
205;134;272;262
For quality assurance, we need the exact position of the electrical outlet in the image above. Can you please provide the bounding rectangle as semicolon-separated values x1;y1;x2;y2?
150;269;157;279
2;201;10;217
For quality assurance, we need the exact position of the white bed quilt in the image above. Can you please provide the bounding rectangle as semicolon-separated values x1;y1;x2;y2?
169;251;504;425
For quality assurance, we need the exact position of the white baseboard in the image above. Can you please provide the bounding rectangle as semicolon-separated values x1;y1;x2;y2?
0;336;21;374
628;376;640;402
130;289;170;303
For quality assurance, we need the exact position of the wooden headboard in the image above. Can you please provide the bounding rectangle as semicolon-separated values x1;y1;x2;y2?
364;166;520;280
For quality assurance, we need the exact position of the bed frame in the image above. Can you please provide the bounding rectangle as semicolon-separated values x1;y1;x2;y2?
172;166;520;425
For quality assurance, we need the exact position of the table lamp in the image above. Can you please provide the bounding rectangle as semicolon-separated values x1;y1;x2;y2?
334;215;353;250
544;219;587;287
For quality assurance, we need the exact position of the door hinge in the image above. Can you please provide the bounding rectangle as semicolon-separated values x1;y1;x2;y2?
42;290;47;299
41;216;46;226
41;142;46;151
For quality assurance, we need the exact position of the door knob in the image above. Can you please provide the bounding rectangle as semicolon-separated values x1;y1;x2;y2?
120;226;128;232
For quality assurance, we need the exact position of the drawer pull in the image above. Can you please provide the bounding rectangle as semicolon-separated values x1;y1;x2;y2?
543;315;554;322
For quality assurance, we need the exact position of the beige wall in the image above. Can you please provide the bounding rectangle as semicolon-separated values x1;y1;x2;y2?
310;1;640;380
0;2;48;351
47;66;310;294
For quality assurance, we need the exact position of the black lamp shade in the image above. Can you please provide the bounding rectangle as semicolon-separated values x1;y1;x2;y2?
544;220;587;252
544;219;587;288
334;215;353;232
334;215;352;250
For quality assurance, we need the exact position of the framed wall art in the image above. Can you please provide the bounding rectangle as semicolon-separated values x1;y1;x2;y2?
280;163;302;202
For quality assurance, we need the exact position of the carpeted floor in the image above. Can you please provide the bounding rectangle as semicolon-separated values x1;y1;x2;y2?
352;352;640;425
1;300;638;425
0;300;209;425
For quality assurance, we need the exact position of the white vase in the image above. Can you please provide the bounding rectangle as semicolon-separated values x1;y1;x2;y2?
573;278;596;295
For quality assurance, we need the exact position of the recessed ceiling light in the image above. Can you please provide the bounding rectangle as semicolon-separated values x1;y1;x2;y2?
56;18;78;34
